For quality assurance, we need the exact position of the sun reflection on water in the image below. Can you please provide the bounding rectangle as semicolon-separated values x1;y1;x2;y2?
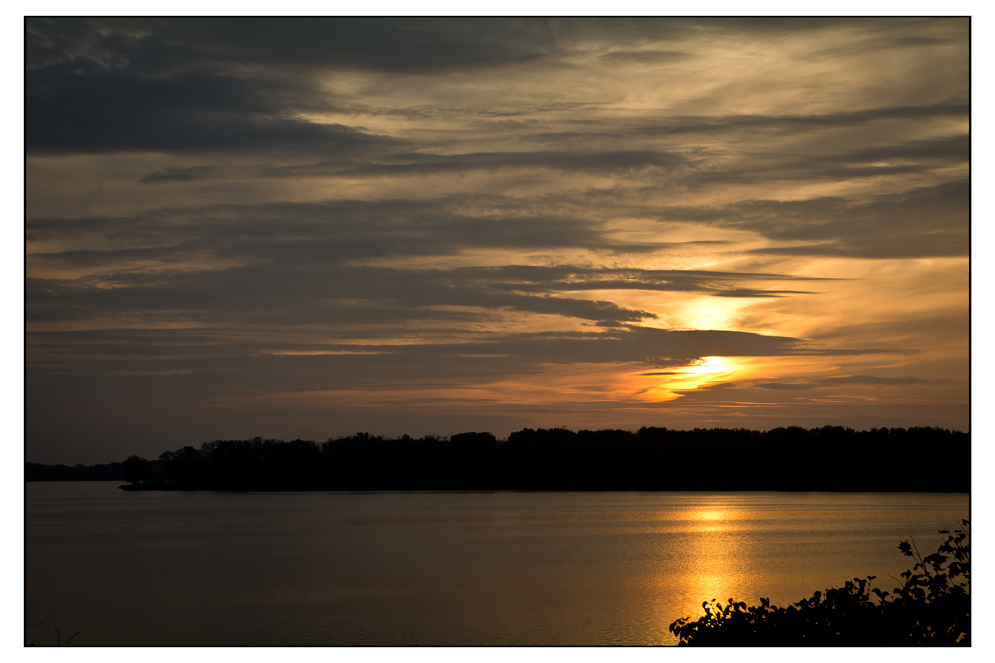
649;501;750;642
687;509;738;604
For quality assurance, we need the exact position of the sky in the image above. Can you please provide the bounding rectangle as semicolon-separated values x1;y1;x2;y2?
24;17;970;465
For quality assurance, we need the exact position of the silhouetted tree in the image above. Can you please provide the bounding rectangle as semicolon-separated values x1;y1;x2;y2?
108;426;969;492
122;455;152;484
669;522;970;646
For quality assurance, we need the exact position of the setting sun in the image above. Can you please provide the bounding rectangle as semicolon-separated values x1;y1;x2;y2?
634;356;740;402
682;356;733;375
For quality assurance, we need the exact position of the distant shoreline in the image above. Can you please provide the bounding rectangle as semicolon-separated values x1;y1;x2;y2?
21;479;970;494
28;425;970;493
112;484;969;494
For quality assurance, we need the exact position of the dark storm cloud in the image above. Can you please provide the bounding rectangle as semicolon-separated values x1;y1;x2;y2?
28;182;840;335
599;50;692;64
823;133;969;164
29;17;896;96
28;196;608;257
632;102;967;138
221;128;963;188
27;324;869;393
25;16;556;155
139;149;689;183
754;375;936;390
696;17;913;33
25;12;968;190
808;23;967;58
674;133;969;189
26;274;653;328
166;17;557;72
658;179;968;259
440;265;823;299
542;16;889;50
28;195;759;265
708;289;811;298
26;17;558;74
25;62;393;156
295;327;819;367
28;244;200;269
817;375;933;386
807;309;969;344
25;257;825;329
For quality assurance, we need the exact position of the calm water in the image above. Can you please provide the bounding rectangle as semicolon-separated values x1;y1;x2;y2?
25;483;968;646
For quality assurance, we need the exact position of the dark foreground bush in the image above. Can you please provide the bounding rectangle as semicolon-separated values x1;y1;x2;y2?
669;522;970;646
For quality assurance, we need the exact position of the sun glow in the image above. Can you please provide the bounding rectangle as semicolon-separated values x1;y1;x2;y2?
654;502;749;630
635;356;739;401
683;356;730;375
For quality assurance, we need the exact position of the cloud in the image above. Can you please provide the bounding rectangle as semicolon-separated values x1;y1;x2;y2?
23;18;970;462
25;16;558;155
26;257;824;328
26;17;559;75
26;63;395;156
671;133;969;189
27;325;882;394
28;189;837;333
632;103;968;138
22;195;756;265
599;49;692;64
754;375;937;390
19;17;579;156
138;149;690;183
29;196;611;258
658;179;968;258
822;133;969;165
808;19;967;58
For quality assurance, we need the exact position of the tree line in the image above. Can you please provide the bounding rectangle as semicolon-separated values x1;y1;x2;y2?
89;425;970;492
26;461;125;481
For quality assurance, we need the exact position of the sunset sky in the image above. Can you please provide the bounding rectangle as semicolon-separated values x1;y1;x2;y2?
25;17;970;464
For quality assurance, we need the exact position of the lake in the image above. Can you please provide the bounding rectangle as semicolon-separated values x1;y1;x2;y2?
24;482;968;646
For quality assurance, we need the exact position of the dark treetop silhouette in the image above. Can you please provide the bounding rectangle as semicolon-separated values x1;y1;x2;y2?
669;522;970;646
24;425;967;492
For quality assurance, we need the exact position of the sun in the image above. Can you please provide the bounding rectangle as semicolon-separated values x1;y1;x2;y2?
633;356;738;402
682;356;730;375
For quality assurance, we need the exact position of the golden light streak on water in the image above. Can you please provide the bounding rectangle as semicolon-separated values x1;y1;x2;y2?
641;502;748;644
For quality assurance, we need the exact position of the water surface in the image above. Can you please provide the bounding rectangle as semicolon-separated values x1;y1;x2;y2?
25;483;968;645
